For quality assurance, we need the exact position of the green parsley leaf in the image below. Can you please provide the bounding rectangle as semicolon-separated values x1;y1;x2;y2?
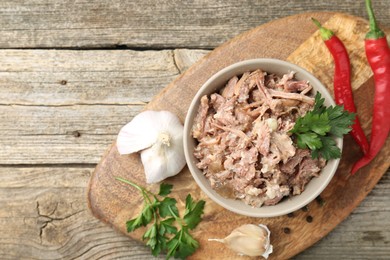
183;194;206;230
126;214;147;232
146;236;157;249
180;227;199;250
151;241;163;257
142;204;153;224
167;227;199;260
326;103;344;119
290;111;330;136
166;236;180;258
174;229;199;259
158;197;179;218
296;132;323;150
312;92;326;113
160;217;177;235
312;136;342;160
289;116;309;134
158;183;173;196
290;92;354;160
175;242;197;259
143;223;157;241
325;105;355;137
309;112;331;136
152;231;168;257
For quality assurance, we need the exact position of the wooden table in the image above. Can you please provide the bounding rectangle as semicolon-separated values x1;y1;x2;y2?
1;1;389;259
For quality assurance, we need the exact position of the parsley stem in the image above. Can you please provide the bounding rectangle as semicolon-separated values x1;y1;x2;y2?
142;191;153;206
116;176;143;192
168;204;187;229
116;176;154;205
153;211;158;225
168;205;180;221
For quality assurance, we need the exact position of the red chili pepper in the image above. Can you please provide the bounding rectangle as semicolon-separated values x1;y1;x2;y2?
351;0;390;174
312;18;370;155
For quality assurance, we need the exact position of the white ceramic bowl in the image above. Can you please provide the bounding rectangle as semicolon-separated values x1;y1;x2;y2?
183;58;342;217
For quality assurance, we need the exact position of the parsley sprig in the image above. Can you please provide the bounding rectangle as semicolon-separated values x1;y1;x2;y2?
290;92;355;160
116;177;206;259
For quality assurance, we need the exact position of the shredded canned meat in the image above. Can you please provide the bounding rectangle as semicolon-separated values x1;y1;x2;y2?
192;69;326;207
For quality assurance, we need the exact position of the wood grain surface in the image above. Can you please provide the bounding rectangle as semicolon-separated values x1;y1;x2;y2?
88;13;390;259
0;0;389;49
1;1;389;259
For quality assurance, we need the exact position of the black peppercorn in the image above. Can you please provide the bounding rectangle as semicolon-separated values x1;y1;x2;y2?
316;196;326;206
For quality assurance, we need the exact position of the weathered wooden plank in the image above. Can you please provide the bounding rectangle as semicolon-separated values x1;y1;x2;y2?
0;49;180;106
0;166;161;259
0;48;209;164
0;0;389;48
0;49;210;105
0;104;143;164
0;167;388;259
0;166;91;188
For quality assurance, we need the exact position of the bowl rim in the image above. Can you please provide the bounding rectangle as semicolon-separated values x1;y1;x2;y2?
183;58;342;217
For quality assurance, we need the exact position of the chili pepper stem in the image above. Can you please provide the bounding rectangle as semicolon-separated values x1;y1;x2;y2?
365;0;385;39
311;18;334;41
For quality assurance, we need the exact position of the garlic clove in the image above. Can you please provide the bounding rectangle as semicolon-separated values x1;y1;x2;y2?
208;224;273;259
258;224;273;259
117;111;160;154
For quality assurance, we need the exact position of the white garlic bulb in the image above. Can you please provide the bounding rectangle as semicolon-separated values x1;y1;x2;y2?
208;224;273;258
117;110;186;183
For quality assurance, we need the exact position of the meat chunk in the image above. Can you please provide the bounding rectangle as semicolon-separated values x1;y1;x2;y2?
276;71;311;93
253;120;271;156
271;132;296;164
290;157;322;195
264;184;290;206
281;149;310;174
221;76;238;98
268;88;315;105
192;95;209;139
234;106;254;131
212;95;237;126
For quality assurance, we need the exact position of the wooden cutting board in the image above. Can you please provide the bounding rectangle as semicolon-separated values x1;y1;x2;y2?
87;12;390;259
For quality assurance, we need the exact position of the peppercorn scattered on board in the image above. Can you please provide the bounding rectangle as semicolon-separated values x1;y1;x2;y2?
88;12;390;259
